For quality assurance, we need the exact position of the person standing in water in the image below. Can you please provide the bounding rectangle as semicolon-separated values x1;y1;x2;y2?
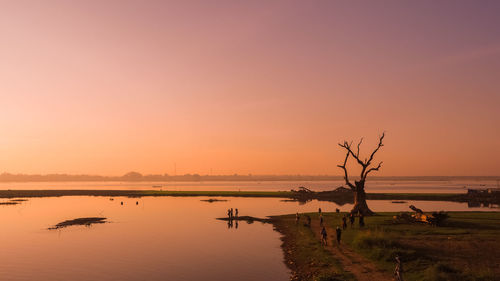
227;209;231;220
336;226;342;244
235;208;239;218
230;208;234;219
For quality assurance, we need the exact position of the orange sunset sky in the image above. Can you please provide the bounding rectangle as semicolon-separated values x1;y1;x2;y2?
0;1;499;176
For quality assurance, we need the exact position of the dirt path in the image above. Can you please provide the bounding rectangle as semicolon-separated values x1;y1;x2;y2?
312;219;392;281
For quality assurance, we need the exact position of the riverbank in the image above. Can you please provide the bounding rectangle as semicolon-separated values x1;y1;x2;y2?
271;214;355;280
0;189;466;201
271;212;500;281
0;190;292;198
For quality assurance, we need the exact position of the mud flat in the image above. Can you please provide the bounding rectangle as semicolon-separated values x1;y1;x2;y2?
48;217;107;230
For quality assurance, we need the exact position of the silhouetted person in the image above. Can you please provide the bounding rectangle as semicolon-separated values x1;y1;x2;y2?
136;201;138;205
235;208;239;218
394;255;403;281
306;215;311;227
349;213;355;227
318;207;322;214
319;214;324;226
227;209;231;219
342;215;347;230
295;212;300;224
335;208;340;213
120;201;123;205
230;208;234;218
320;226;328;246
359;213;365;227
336;226;342;244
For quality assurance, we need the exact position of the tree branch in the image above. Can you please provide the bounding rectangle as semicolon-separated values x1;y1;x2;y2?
337;146;355;190
356;138;363;157
339;141;365;167
365;161;383;177
365;132;385;167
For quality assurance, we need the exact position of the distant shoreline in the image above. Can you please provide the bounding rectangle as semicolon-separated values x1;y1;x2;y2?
0;174;498;183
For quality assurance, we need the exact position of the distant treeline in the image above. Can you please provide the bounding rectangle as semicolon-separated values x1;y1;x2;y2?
0;172;498;182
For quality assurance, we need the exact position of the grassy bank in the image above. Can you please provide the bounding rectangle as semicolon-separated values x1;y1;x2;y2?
271;214;355;281
0;189;468;201
273;212;500;281
0;189;293;198
366;193;462;201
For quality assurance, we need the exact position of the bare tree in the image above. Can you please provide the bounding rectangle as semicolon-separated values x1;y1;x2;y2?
337;132;385;215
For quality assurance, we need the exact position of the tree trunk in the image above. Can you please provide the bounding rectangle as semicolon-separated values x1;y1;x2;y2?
351;182;374;215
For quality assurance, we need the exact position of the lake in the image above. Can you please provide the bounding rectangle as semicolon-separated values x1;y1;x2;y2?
1;192;498;281
1;178;498;193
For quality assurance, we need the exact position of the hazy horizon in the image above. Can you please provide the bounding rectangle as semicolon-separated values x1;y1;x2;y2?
0;171;499;179
1;1;499;176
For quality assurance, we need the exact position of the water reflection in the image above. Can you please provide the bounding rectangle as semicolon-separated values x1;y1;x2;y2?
0;196;498;281
0;197;290;281
1;179;498;193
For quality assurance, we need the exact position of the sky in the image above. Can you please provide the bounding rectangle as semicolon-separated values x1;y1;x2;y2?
0;1;499;176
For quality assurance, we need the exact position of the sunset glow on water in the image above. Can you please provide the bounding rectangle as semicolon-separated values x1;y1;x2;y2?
1;1;499;280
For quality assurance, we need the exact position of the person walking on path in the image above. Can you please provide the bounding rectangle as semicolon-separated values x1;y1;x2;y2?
336;226;342;244
320;226;328;246
394;255;403;281
318;207;322;215
342;215;347;230
349;213;355;227
319;214;324;226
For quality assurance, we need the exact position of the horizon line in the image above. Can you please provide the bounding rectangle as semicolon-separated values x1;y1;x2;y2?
0;172;499;179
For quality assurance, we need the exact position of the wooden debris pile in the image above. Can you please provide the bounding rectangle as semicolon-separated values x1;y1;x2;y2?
393;205;448;226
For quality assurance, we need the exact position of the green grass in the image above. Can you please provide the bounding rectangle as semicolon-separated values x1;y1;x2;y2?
0;189;293;198
0;189;472;202
319;212;500;281
366;193;462;201
271;214;355;281
139;190;292;197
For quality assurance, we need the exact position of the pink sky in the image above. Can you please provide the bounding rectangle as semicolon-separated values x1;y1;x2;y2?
0;1;499;176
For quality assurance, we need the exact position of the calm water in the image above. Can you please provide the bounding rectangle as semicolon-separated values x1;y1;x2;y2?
1;179;499;193
1;195;498;281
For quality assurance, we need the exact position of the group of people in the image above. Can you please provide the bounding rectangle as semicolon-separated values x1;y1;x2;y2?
340;212;364;229
297;208;404;280
296;207;368;247
226;208;239;229
227;208;239;219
